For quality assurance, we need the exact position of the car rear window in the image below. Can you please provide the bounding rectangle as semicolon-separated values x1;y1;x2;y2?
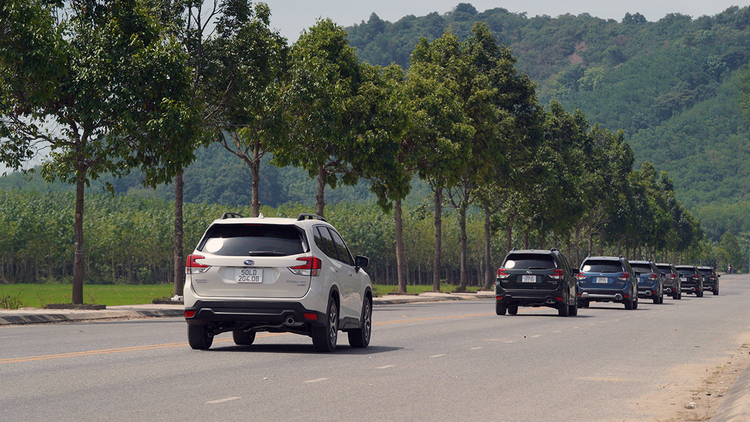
581;260;623;273
655;265;673;274
503;254;556;270
631;264;654;274
675;267;696;275
198;224;306;256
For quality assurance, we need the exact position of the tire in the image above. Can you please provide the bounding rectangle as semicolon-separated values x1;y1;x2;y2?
508;305;519;315
579;300;590;308
696;290;703;298
188;325;213;350
568;301;578;316
348;296;372;348
678;292;682;300
558;300;570;317
673;292;680;300
496;301;507;315
633;298;638;309
232;329;255;346
624;297;634;310
312;297;338;352
653;296;660;304
713;288;719;296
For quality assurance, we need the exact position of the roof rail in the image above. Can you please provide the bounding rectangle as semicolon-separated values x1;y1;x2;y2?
297;213;327;222
550;248;559;252
221;212;244;219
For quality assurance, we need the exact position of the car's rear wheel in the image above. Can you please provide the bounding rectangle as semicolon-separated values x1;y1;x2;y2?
673;292;680;300
495;301;506;315
697;290;703;297
188;325;213;350
713;287;719;296
312;297;338;352
624;297;634;310
558;300;570;317
232;329;255;346
568;300;578;316
348;296;372;348
508;305;518;315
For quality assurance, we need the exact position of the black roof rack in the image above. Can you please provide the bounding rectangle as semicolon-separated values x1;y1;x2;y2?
297;213;327;222
221;212;244;219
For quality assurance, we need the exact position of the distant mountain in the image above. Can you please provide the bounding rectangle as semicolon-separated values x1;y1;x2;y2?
346;4;750;210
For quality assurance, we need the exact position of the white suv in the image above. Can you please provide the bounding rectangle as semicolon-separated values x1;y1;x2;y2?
184;213;372;352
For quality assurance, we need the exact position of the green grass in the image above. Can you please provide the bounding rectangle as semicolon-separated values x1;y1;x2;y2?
0;284;175;309
0;283;487;309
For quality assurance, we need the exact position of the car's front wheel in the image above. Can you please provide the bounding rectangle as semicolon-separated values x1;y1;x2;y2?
188;325;213;350
312;297;338;352
232;329;255;346
348;296;372;348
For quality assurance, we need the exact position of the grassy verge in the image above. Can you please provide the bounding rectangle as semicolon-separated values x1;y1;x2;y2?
0;283;488;309
0;284;175;309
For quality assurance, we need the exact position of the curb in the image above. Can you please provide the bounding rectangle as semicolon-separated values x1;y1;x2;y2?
710;359;750;422
0;291;495;326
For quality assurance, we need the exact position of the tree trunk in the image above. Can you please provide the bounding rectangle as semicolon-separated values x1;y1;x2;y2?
73;175;85;304
433;187;443;292
316;164;326;217
505;220;513;256
251;140;261;217
483;203;493;290
458;204;468;291
395;200;406;293
173;169;184;297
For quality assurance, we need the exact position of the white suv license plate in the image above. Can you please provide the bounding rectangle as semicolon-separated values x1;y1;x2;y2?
595;277;609;284
236;268;263;283
521;275;536;283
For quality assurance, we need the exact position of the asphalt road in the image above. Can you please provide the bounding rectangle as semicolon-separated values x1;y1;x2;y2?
1;274;749;422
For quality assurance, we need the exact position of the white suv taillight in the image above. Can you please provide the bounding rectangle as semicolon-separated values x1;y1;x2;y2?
186;254;210;274
289;257;321;276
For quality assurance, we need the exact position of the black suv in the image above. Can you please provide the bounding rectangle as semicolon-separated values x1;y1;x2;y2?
577;256;638;309
675;265;703;297
631;260;664;304
495;249;578;317
655;263;681;300
698;266;720;295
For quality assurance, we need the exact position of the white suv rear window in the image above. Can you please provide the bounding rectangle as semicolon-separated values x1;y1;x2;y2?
198;224;306;256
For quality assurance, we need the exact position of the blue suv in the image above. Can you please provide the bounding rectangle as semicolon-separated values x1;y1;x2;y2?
577;256;638;310
631;260;664;304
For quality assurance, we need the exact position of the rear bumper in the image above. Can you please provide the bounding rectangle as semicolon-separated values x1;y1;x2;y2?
185;300;326;328
496;288;565;307
578;288;630;303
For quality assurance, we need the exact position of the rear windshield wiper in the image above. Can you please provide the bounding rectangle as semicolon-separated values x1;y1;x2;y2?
247;251;288;256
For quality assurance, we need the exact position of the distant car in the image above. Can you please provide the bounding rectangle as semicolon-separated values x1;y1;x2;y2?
183;212;372;352
675;265;703;297
495;249;578;317
655;263;681;300
698;266;720;296
577;256;638;310
631;260;664;304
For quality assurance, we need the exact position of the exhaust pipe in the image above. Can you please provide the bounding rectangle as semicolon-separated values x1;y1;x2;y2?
284;316;295;326
614;293;623;301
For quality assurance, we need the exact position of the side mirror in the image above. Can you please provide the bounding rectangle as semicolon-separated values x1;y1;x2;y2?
355;255;369;270
571;269;579;276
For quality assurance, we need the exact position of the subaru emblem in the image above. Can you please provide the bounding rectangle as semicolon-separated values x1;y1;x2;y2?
244;260;254;266
526;270;532;274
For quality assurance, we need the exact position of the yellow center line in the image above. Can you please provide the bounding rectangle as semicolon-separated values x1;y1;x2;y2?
0;312;494;365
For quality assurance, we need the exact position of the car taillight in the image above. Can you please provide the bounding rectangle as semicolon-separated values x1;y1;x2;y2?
693;274;700;281
618;272;630;281
710;275;717;280
576;272;586;281
186;254;209;274
289;257;321;276
668;273;677;281
549;269;564;280
648;273;657;281
497;268;510;279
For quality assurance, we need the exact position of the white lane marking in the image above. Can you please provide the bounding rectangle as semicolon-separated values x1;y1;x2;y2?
207;397;241;404
377;365;395;369
531;335;541;338
504;341;515;344
304;378;330;383
429;354;446;358
470;347;484;350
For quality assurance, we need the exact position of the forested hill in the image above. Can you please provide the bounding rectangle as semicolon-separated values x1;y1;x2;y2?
346;4;750;210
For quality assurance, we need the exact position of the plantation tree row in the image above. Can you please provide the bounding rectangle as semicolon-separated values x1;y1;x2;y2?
0;1;713;302
0;188;723;287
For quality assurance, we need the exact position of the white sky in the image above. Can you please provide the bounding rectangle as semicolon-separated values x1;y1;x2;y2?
262;0;750;42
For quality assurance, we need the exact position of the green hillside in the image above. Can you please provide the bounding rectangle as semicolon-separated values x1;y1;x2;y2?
346;4;750;212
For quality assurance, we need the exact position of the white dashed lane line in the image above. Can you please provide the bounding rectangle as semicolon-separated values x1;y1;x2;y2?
304;378;330;383
429;354;446;358
206;397;242;404
377;365;395;369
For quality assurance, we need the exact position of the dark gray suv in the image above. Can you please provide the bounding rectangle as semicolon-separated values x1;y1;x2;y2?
675;265;703;297
495;249;578;317
655;263;681;300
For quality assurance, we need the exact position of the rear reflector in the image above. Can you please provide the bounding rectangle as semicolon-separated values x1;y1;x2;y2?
303;312;318;321
185;310;196;318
